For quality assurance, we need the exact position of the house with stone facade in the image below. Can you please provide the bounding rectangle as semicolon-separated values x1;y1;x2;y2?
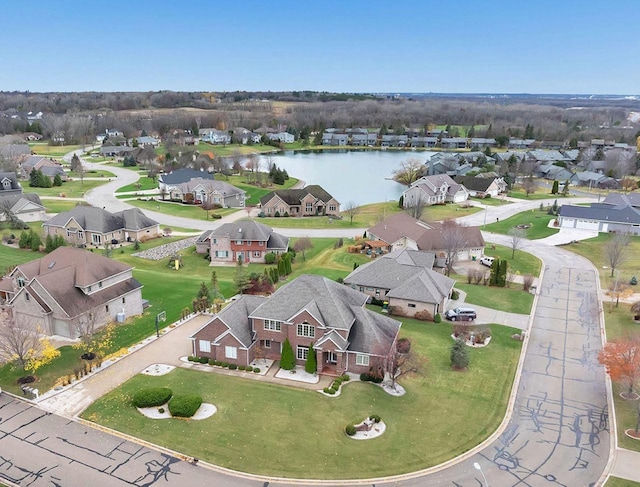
344;249;455;319
188;274;401;376
0;247;143;339
402;174;469;207
195;220;289;264
43;206;160;246
259;185;340;217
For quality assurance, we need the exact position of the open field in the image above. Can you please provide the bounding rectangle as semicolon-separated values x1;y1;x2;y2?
423;203;482;222
483;209;559;239
82;319;522;479
507;188;571;200
28;143;83;157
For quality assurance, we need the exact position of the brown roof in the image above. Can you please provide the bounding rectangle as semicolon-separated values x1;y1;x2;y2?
16;247;133;288
368;213;484;251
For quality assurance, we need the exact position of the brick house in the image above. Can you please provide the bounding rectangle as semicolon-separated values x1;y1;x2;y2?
0;247;143;339
259;185;340;217
195;221;289;264
189;275;401;376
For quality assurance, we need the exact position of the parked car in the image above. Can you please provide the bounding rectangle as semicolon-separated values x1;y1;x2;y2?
480;256;495;267
445;307;477;321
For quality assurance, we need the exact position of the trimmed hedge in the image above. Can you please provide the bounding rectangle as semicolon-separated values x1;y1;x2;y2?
360;373;383;383
168;394;203;418
345;424;356;436
369;414;381;423
253;367;261;373
132;387;173;408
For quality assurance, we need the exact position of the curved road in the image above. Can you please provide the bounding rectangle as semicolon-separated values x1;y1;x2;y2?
2;151;610;486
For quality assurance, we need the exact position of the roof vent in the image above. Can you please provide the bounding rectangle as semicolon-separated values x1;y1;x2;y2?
48;261;56;269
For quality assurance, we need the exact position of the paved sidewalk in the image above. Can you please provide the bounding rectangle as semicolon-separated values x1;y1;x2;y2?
610;448;640;482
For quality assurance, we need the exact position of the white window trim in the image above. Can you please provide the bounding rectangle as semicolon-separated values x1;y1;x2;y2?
225;346;237;359
296;345;309;360
199;340;211;353
356;354;369;366
264;320;281;331
297;323;315;338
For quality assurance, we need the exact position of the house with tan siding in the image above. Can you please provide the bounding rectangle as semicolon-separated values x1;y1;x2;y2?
260;185;340;217
0;247;143;338
189;275;401;376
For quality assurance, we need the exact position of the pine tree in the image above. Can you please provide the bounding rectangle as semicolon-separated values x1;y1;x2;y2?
19;230;31;249
451;337;469;369
398;195;404;208
551;180;559;194
53;174;62;186
304;343;317;374
490;258;500;286
498;259;508;287
29;230;42;252
29;168;39;187
45;234;54;252
280;338;295;370
53;234;66;250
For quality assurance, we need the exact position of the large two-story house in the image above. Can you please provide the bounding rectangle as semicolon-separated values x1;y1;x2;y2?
188;274;401;376
195;221;289;264
158;169;246;207
402;174;469;208
43;206;160;246
259;185;340;217
0;247;143;339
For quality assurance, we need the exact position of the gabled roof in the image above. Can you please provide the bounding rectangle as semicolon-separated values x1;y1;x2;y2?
603;192;640;208
171;178;244;197
159;168;214;185
249;275;368;331
385;269;455;303
454;175;498;192
0;172;20;191
347;306;401;355
210;220;277;242
559;202;640;225
44;206;158;233
259;185;337;207
207;295;267;348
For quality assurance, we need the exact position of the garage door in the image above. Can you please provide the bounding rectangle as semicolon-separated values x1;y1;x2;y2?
560;218;575;228
575;220;599;231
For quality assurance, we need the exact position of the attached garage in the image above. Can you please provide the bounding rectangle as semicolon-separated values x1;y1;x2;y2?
575;219;600;231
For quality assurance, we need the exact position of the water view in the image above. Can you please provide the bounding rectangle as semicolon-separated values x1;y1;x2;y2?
261;150;435;206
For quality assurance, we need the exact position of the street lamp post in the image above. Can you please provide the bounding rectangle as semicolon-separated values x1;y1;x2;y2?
473;462;488;486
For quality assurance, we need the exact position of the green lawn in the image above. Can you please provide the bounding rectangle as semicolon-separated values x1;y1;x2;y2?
257;201;401;229
23;179;108;198
82;319;522;479
470;196;511;207
507;188;571;200
115;177;158;193
481;244;542;277
123;199;239;221
423;203;482;222
28;143;83;157
455;281;534;314
68;169;115;178
42;199;87;213
483;209;559;239
606;477;640;487
218;174;299;206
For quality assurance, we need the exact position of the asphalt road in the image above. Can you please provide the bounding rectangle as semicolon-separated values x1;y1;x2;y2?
1;150;607;486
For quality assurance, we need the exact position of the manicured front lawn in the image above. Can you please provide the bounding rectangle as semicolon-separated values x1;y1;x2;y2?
218;175;299;206
483;209;559;239
42;199;86;213
423;203;482;221
481;244;542;277
28;143;83;157
257;201;401;229
67;169;115;178
470;196;511;207
82;319;522;478
507;187;571;200
455;281;534;314
115;177;158;193
123;198;239;221
606;477;640;487
23;179;108;198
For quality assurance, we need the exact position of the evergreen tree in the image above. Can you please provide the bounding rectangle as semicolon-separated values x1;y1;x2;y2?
280;338;295;370
551;180;559;194
53;174;62;186
29;168;39;187
451;337;469;369
53;234;66;250
490;258;500;286
498;259;508;287
29;230;42;252
398;195;404;208
304;343;317;374
562;180;570;196
45;234;54;253
19;230;31;249
70;154;81;172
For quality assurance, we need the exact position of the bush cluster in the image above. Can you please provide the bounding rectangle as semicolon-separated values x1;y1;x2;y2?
132;387;173;408
360;373;383;383
168;394;203;418
323;387;336;395
345;424;356;436
369;414;381;423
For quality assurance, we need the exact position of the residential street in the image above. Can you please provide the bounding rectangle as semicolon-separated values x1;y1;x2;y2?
0;149;629;486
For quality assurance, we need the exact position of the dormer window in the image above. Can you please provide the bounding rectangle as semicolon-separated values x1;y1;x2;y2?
1;178;10;190
17;277;25;287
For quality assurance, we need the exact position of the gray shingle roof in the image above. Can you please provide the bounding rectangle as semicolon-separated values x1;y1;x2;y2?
454;175;496;192
159;168;214;185
173;178;244;197
259;185;337;207
0;172;20;190
214;295;267;347
44;206;158;233
347;306;401;355
559;202;640;225
210;220;282;243
250;274;368;331
603;192;640;208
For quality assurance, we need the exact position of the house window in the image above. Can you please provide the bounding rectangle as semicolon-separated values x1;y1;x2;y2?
78;230;83;239
356;354;369;366
17;277;25;287
264;319;281;331
199;340;211;353
236;240;243;245
305;203;313;212
225;346;237;359
215;250;228;258
264;339;271;349
213;238;217;244
297;323;315;338
297;345;309;360
328;205;336;212
253;251;261;257
66;229;73;237
105;305;109;313
258;241;264;246
408;303;416;308
122;297;126;304
92;234;102;245
25;292;30;301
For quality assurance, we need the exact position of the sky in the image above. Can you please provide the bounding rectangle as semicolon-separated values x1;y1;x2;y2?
0;0;637;94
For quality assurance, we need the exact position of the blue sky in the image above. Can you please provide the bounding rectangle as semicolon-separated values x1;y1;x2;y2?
0;0;636;94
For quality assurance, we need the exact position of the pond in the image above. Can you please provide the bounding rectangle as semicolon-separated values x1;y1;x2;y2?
260;150;436;206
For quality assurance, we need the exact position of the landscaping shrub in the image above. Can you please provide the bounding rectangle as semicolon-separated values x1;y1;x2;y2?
397;338;411;354
330;386;338;394
132;387;173;408
434;313;442;323
340;374;350;381
370;297;384;307
280;338;295;370
324;388;336;395
198;356;209;364
187;356;197;362
345;424;356;436
158;407;165;413
210;213;222;219
221;362;229;368
369;414;381;423
168;394;203;418
359;373;383;383
253;367;260;373
229;364;238;370
451;289;460;300
264;252;276;265
414;310;432;321
208;359;216;366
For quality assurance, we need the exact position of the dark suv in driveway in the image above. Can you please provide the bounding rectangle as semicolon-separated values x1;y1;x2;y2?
445;307;477;322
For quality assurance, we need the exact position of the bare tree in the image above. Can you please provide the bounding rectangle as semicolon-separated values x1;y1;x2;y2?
406;194;427;220
293;237;313;261
605;233;630;277
392;158;425;187
0;309;41;369
343;201;360;225
74;308;110;357
384;340;427;390
440;221;468;276
521;175;536;196
507;227;526;259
